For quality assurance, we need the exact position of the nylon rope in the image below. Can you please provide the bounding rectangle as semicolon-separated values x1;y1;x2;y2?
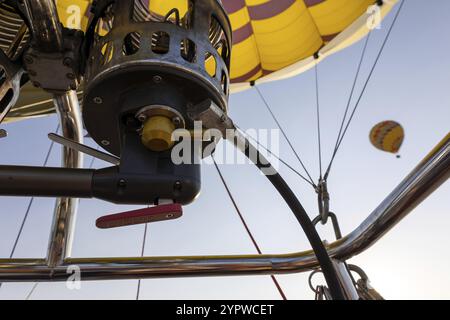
213;158;287;300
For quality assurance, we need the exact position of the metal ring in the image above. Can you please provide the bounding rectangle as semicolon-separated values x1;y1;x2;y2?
308;269;324;293
348;264;369;282
136;105;186;129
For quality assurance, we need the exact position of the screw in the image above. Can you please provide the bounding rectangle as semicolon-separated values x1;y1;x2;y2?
117;179;127;188
93;97;103;104
63;57;73;67
174;181;182;191
172;117;181;126
101;140;110;146
153;75;162;83
137;114;147;122
32;81;41;88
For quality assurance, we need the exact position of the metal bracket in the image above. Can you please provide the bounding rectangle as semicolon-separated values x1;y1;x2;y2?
187;99;234;136
48;133;120;165
22;28;84;93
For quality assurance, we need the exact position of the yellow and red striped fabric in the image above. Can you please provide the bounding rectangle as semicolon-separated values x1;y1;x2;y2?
223;0;375;83
369;121;405;154
54;0;398;86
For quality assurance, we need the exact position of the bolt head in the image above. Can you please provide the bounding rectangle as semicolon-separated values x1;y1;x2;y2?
63;57;73;67
101;140;110;146
117;179;127;188
172;117;182;126
153;75;162;83
137;114;147;122
174;181;182;191
93;97;103;104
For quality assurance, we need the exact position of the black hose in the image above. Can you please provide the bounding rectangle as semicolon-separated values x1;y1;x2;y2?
232;133;346;300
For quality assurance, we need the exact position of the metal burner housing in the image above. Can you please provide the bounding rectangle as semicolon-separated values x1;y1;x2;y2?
83;0;232;156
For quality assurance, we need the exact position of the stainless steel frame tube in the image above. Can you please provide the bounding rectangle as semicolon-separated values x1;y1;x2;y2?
0;133;448;282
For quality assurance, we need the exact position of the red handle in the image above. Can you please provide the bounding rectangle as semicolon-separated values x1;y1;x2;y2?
96;204;183;229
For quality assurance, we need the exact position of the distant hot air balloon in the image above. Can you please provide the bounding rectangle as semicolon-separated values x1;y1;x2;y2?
370;121;404;156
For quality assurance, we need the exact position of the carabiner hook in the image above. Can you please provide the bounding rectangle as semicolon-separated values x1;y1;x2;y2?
312;212;342;240
316;179;330;225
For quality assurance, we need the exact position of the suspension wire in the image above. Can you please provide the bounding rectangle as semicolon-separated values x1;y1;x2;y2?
314;63;323;179
25;283;39;300
87;151;97;169
254;86;316;188
235;125;315;188
324;32;372;179
8;124;60;259
136;222;149;300
213;158;287;300
0;124;60;292
324;0;405;179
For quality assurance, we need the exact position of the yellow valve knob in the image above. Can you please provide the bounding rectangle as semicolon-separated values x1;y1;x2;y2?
141;116;176;152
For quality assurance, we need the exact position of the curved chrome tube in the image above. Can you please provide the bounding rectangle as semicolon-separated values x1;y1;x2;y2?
46;91;83;267
22;0;63;52
47;91;83;267
0;133;448;282
330;134;450;261
20;1;84;267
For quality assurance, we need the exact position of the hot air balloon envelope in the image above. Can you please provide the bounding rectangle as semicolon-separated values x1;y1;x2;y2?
3;0;399;122
370;121;405;154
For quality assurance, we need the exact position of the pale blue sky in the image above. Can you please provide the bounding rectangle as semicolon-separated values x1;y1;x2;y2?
1;0;449;299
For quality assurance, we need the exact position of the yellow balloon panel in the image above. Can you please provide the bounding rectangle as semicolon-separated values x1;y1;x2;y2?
149;0;188;14
222;0;378;83
56;0;90;30
370;121;405;154
53;0;393;84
